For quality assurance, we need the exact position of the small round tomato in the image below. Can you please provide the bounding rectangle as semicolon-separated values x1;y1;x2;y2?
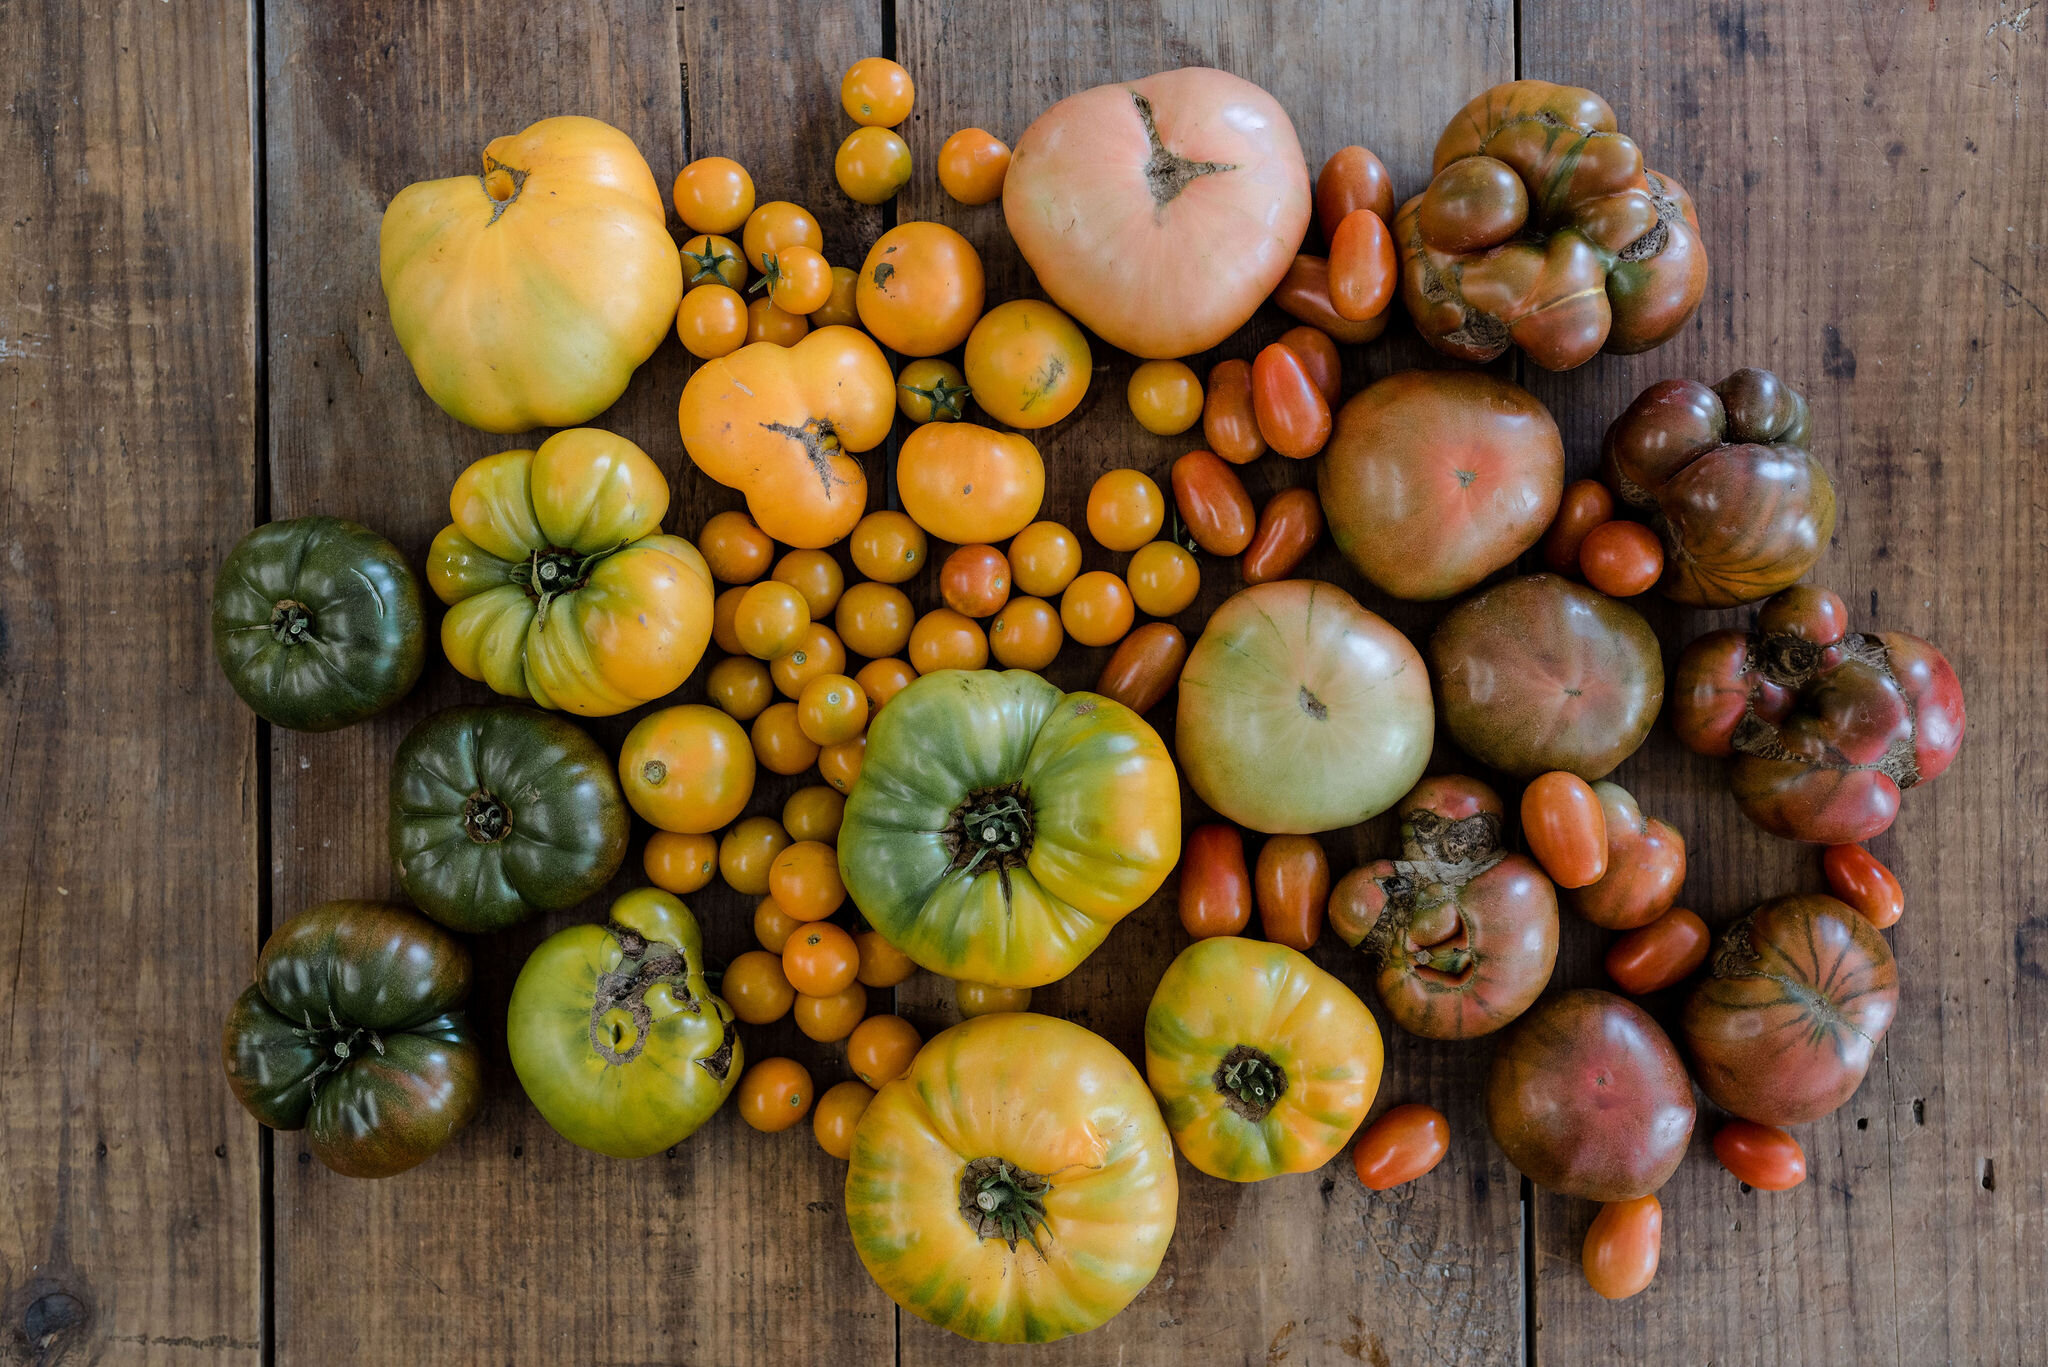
1127;359;1204;436
755;244;834;315
1521;772;1609;888
1583;1195;1662;1301
1171;449;1255;556
964;300;1091;429
1127;541;1199;617
1327;209;1396;321
754;895;802;953
769;624;847;699
1316;146;1396;243
1541;480;1618;576
954;980;1030;1018
1351;1103;1451;1191
680;233;748;292
988;596;1063;670
751;701;821;776
1008;521;1082;597
1823;844;1905;928
699;509;774;585
1179;822;1251;939
782;784;846;844
1277;326;1341;405
724;949;796;1025
1242;487;1325;585
849;510;928;584
847;1014;922;1088
1605;908;1710;995
841;56;914;127
737;1057;813;1133
938;127;1011;205
1712;1121;1808;1191
619;704;755;834
855;930;917;987
835;581;914;658
675;284;749;359
856;222;985;356
741;200;823;273
941;544;1012;618
812;265;860;327
794;982;867;1042
735;581;810;660
1095;621;1186;715
1579;521;1664;598
1203;358;1267;465
772;548;845;618
855;657;917;712
1252;342;1332;460
673;156;756;235
745;295;810;347
711;585;748;655
706;655;774;722
720;816;791;896
644;830;718;895
1060;571;1135;647
797;672;869;746
1255;834;1329;951
896;358;971;424
769;839;846;922
782;920;859;996
909;608;988;673
818;734;866;794
836;126;913;205
813;1080;875;1160
1086;469;1165;552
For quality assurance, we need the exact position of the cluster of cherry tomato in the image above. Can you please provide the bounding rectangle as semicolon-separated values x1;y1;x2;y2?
1540;479;1669;598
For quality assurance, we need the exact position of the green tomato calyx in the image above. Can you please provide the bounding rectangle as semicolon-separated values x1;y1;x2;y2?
899;373;971;422
948;786;1033;875
959;1156;1051;1256
269;599;315;646
462;790;511;844
511;543;622;623
288;1005;386;1098
1214;1045;1288;1123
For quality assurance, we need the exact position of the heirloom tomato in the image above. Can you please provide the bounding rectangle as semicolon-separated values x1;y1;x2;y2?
1097;622;1187;716
898;423;1045;544
1278;327;1340;404
619;704;755;834
1603;908;1709;996
1125;543;1199;617
1519;771;1608;889
856;221;985;355
835;126;913;205
1352;1103;1451;1192
673;157;755;235
964;299;1091;429
1202;358;1266;464
939;127;1012;205
909;608;989;673
1179;821;1252;940
1564;781;1686;929
941;544;1012;618
850;510;928;584
1315;145;1396;244
1540;479;1615;576
1128;359;1204;435
1172;450;1254;556
1059;571;1135;647
1250;342;1331;459
895;358;971;424
1583;1195;1661;1300
1823;844;1904;928
1254;835;1328;951
1270;254;1388;344
1008;521;1082;597
989;597;1063;671
1712;1121;1807;1191
644;830;718;896
1241;488;1324;585
841;57;914;127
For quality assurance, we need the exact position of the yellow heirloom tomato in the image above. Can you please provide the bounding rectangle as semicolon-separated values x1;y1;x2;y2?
1143;937;1384;1182
845;1013;1178;1344
427;429;713;716
380;116;683;433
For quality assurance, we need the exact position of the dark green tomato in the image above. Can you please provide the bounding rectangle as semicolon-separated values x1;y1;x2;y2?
212;517;425;731
390;705;628;933
220;900;481;1178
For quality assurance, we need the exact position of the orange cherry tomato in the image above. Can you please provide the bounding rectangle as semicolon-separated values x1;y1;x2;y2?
782;920;858;996
856;222;985;356
813;1080;875;1160
680;233;748;292
1086;469;1165;552
988;596;1063;671
964;299;1091;429
1315;145;1396;245
855;658;917;713
754;244;835;315
811;265;860;328
675;283;749;359
674;157;756;236
1542;479;1617;576
737;1057;813;1133
1579;521;1665;598
1712;1121;1809;1191
1271;255;1387;344
1521;771;1609;888
711;585;748;655
619;704;755;834
897;423;1044;543
769;624;847;699
941;544;1012;618
909;608;988;673
1251;342;1333;460
1277;326;1341;406
836;126;913;205
1203;358;1267;465
1604;907;1711;995
741;200;823;273
1171;449;1256;555
841;56;914;127
1327;210;1397;321
797;673;869;746
1126;542;1200;617
782;784;846;844
849;510;928;584
1242;488;1325;585
699;510;774;585
1060;571;1134;647
720;816;790;896
1351;1103;1451;1191
706;655;774;722
818;734;866;793
846;1014;922;1088
1823;844;1905;928
1255;834;1329;951
1096;622;1186;715
734;581;810;659
938;127;1011;205
794;983;868;1042
855;931;918;988
1583;1195;1662;1301
1128;359;1205;436
745;295;810;347
896;358;971;424
1008;521;1082;597
723;949;796;1025
955;980;1031;1018
754;895;802;953
644;830;718;896
1179;822;1251;939
751;700;821;776
769;840;847;923
835;581;914;658
772;548;845;618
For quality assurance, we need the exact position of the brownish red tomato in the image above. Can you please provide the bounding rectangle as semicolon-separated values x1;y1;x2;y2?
1520;771;1608;889
1583;1195;1661;1300
1603;907;1709;995
1823;844;1904;928
1565;781;1687;930
1170;450;1255;556
1276;326;1340;405
1712;1121;1808;1191
1255;835;1328;952
1241;488;1324;585
1351;1103;1450;1191
940;544;1012;618
1541;479;1616;576
1579;520;1665;598
1202;358;1266;465
1315;145;1396;244
1096;622;1187;716
1251;342;1333;460
1179;822;1252;939
1327;210;1396;321
1271;255;1389;344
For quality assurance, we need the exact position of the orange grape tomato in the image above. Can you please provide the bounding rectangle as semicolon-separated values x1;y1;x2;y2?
1241;487;1325;585
723;949;796;1025
1315;145;1396;243
1712;1121;1808;1191
1604;907;1710;995
896;358;971;424
1255;833;1329;951
1271;254;1387;344
1327;209;1397;321
1203;358;1267;465
1579;521;1665;598
1251;342;1333;460
782;783;846;844
675;284;749;359
751;700;821;776
813;1080;876;1160
940;544;1012;618
797;672;869;746
619;704;755;834
1127;359;1205;436
1095;621;1187;715
794;982;868;1042
836;126;913;205
643;830;718;896
988;596;1063;671
772;548;845;618
706;655;775;722
719;816;790;896
756;243;835;315
955;980;1031;1018
963;299;1092;430
855;930;917;988
769;623;847;699
680;233;748;291
754;895;802;954
734;581;810;660
818;734;867;794
1823;844;1905;928
1126;542;1200;617
699;509;775;585
846;1014;922;1088
1351;1103;1451;1191
1179;822;1252;939
1582;1195;1662;1301
1007;521;1083;597
938;127;1011;205
811;265;860;328
854;658;917;712
841;56;914;127
1276;326;1341;406
1085;469;1165;552
856;222;985;356
1170;449;1256;556
769;839;847;923
849;510;928;584
737;1057;814;1132
711;584;749;655
782;920;858;996
909;608;989;673
741;200;823;273
745;294;810;347
1520;771;1609;888
1059;571;1135;647
1541;480;1618;576
835;581;914;658
673;156;756;236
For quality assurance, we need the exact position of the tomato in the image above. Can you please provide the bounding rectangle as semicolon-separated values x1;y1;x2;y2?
745;295;809;347
1004;68;1309;358
1823;844;1904;928
1277;326;1340;404
673;156;756;235
1170;449;1255;555
1179;822;1251;939
847;1014;922;1088
812;265;860;327
1579;520;1664;597
1060;571;1135;647
797;673;869;746
835;582;914;658
898;423;1044;543
1566;781;1687;929
939;127;1011;204
706;655;773;721
1540;478;1616;576
847;1014;1177;1342
1081;470;1161;552
769;840;847;922
1255;835;1328;951
955;980;1031;1017
813;1080;875;1160
841;56;914;126
770;623;847;699
1270;255;1389;344
619;704;756;834
1520;771;1608;888
1604;908;1709;995
782;784;846;844
754;243;834;315
645;830;718;895
1179;581;1432;834
1327;209;1396;321
1250;342;1333;460
1583;1196;1662;1301
1128;360;1204;435
741;200;823;273
782;921;859;996
989;596;1063;671
1008;521;1082;597
1351;1103;1450;1191
840;670;1181;987
507;890;738;1156
1315;145;1395;244
734;581;810;660
855;930;918;988
1712;1121;1808;1191
675;283;749;359
1486;989;1695;1200
1097;622;1187;715
819;734;867;793
1241;488;1324;585
710;586;747;654
850;510;929;584
770;548;843;618
737;1057;813;1133
964;300;1092;429
855;657;918;712
836;126;913;204
720;816;790;896
222;902;481;1177
678;327;892;548
896;358;971;424
794;982;867;1042
856;222;985;356
680;233;748;292
909;608;990;674
723;949;796;1025
754;896;801;954
941;544;1012;618
1126;542;1200;617
697;510;773;585
381;117;681;432
1202;358;1266;464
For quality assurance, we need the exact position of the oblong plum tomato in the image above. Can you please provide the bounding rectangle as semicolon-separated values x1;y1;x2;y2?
1096;622;1187;715
1276;327;1340;406
1583;1195;1661;1301
1579;520;1664;598
1328;210;1396;322
1203;358;1266;465
1351;1103;1450;1191
1712;1120;1808;1191
1251;342;1332;460
1241;488;1324;585
1271;255;1388;344
1823;844;1904;928
1520;771;1607;889
1171;450;1255;556
1604;907;1709;995
1179;822;1251;939
1542;479;1616;576
1315;145;1395;244
1255;834;1328;952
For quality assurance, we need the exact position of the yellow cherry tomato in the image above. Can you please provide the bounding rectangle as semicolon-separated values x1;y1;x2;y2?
770;623;847;699
938;128;1011;206
849;510;928;584
1008;521;1083;597
644;830;718;895
698;509;774;585
711;585;748;655
841;57;915;127
835;581;914;658
754;895;802;953
812;265;860;327
720;816;790;896
896;358;972;424
855;930;918;988
909;608;989;674
679;233;747;291
782;784;846;844
1127;540;1201;616
847;1014;922;1088
723;949;796;1025
814;1080;875;1160
1086;469;1165;551
818;734;867;793
734;580;811;659
706;655;774;721
1127;359;1204;435
988;596;1064;671
798;673;869;746
856;222;984;356
673;157;756;235
1061;571;1136;646
675;284;748;359
737;1057;812;1132
963;299;1092;429
855;658;917;713
837;127;913;205
782;921;859;996
751;700;821;776
742;200;823;273
745;295;810;347
794;983;868;1042
755;244;834;315
955;980;1031;1017
772;548;845;618
619;704;755;834
769;840;847;923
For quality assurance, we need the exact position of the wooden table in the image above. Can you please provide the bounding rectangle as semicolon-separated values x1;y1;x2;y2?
5;1;2042;1363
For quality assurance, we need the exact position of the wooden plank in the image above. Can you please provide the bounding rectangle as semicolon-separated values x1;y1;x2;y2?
888;4;1522;1362
1517;3;2047;1361
0;1;263;1362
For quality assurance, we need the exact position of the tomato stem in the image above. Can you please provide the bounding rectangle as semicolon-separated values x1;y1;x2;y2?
462;790;511;844
510;543;622;624
1212;1044;1288;1122
947;786;1034;875
269;599;315;646
957;1156;1052;1256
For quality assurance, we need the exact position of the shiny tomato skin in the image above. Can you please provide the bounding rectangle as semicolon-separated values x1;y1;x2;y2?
813;1079;875;1160
1126;542;1200;618
1171;450;1255;556
964;299;1092;429
745;295;809;347
988;596;1063;671
1127;359;1205;436
1823;844;1905;928
836;126;913;205
940;544;1012;618
1241;489;1324;585
849;510;928;585
1566;781;1687;930
1521;771;1608;888
1327;210;1396;321
1086;469;1166;552
1008;521;1082;598
1271;255;1388;344
1315;145;1396;244
1351;1103;1450;1191
1096;623;1187;715
698;509;774;585
938;127;1011;205
1180;822;1252;939
673;157;756;236
1604;907;1710;995
1712;1121;1808;1190
1583;1195;1662;1300
1203;358;1266;465
675;284;749;359
908;608;989;674
1060;572;1135;647
737;1057;813;1133
793;983;867;1042
1255;834;1329;951
1542;479;1617;576
1251;343;1333;460
856;222;985;356
1579;520;1665;598
740;201;822;274
841;57;915;127
1277;327;1341;405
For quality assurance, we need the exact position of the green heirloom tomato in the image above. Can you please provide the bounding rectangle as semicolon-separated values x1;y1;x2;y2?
507;889;740;1157
837;669;1180;989
221;901;482;1178
391;705;628;933
211;516;425;731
